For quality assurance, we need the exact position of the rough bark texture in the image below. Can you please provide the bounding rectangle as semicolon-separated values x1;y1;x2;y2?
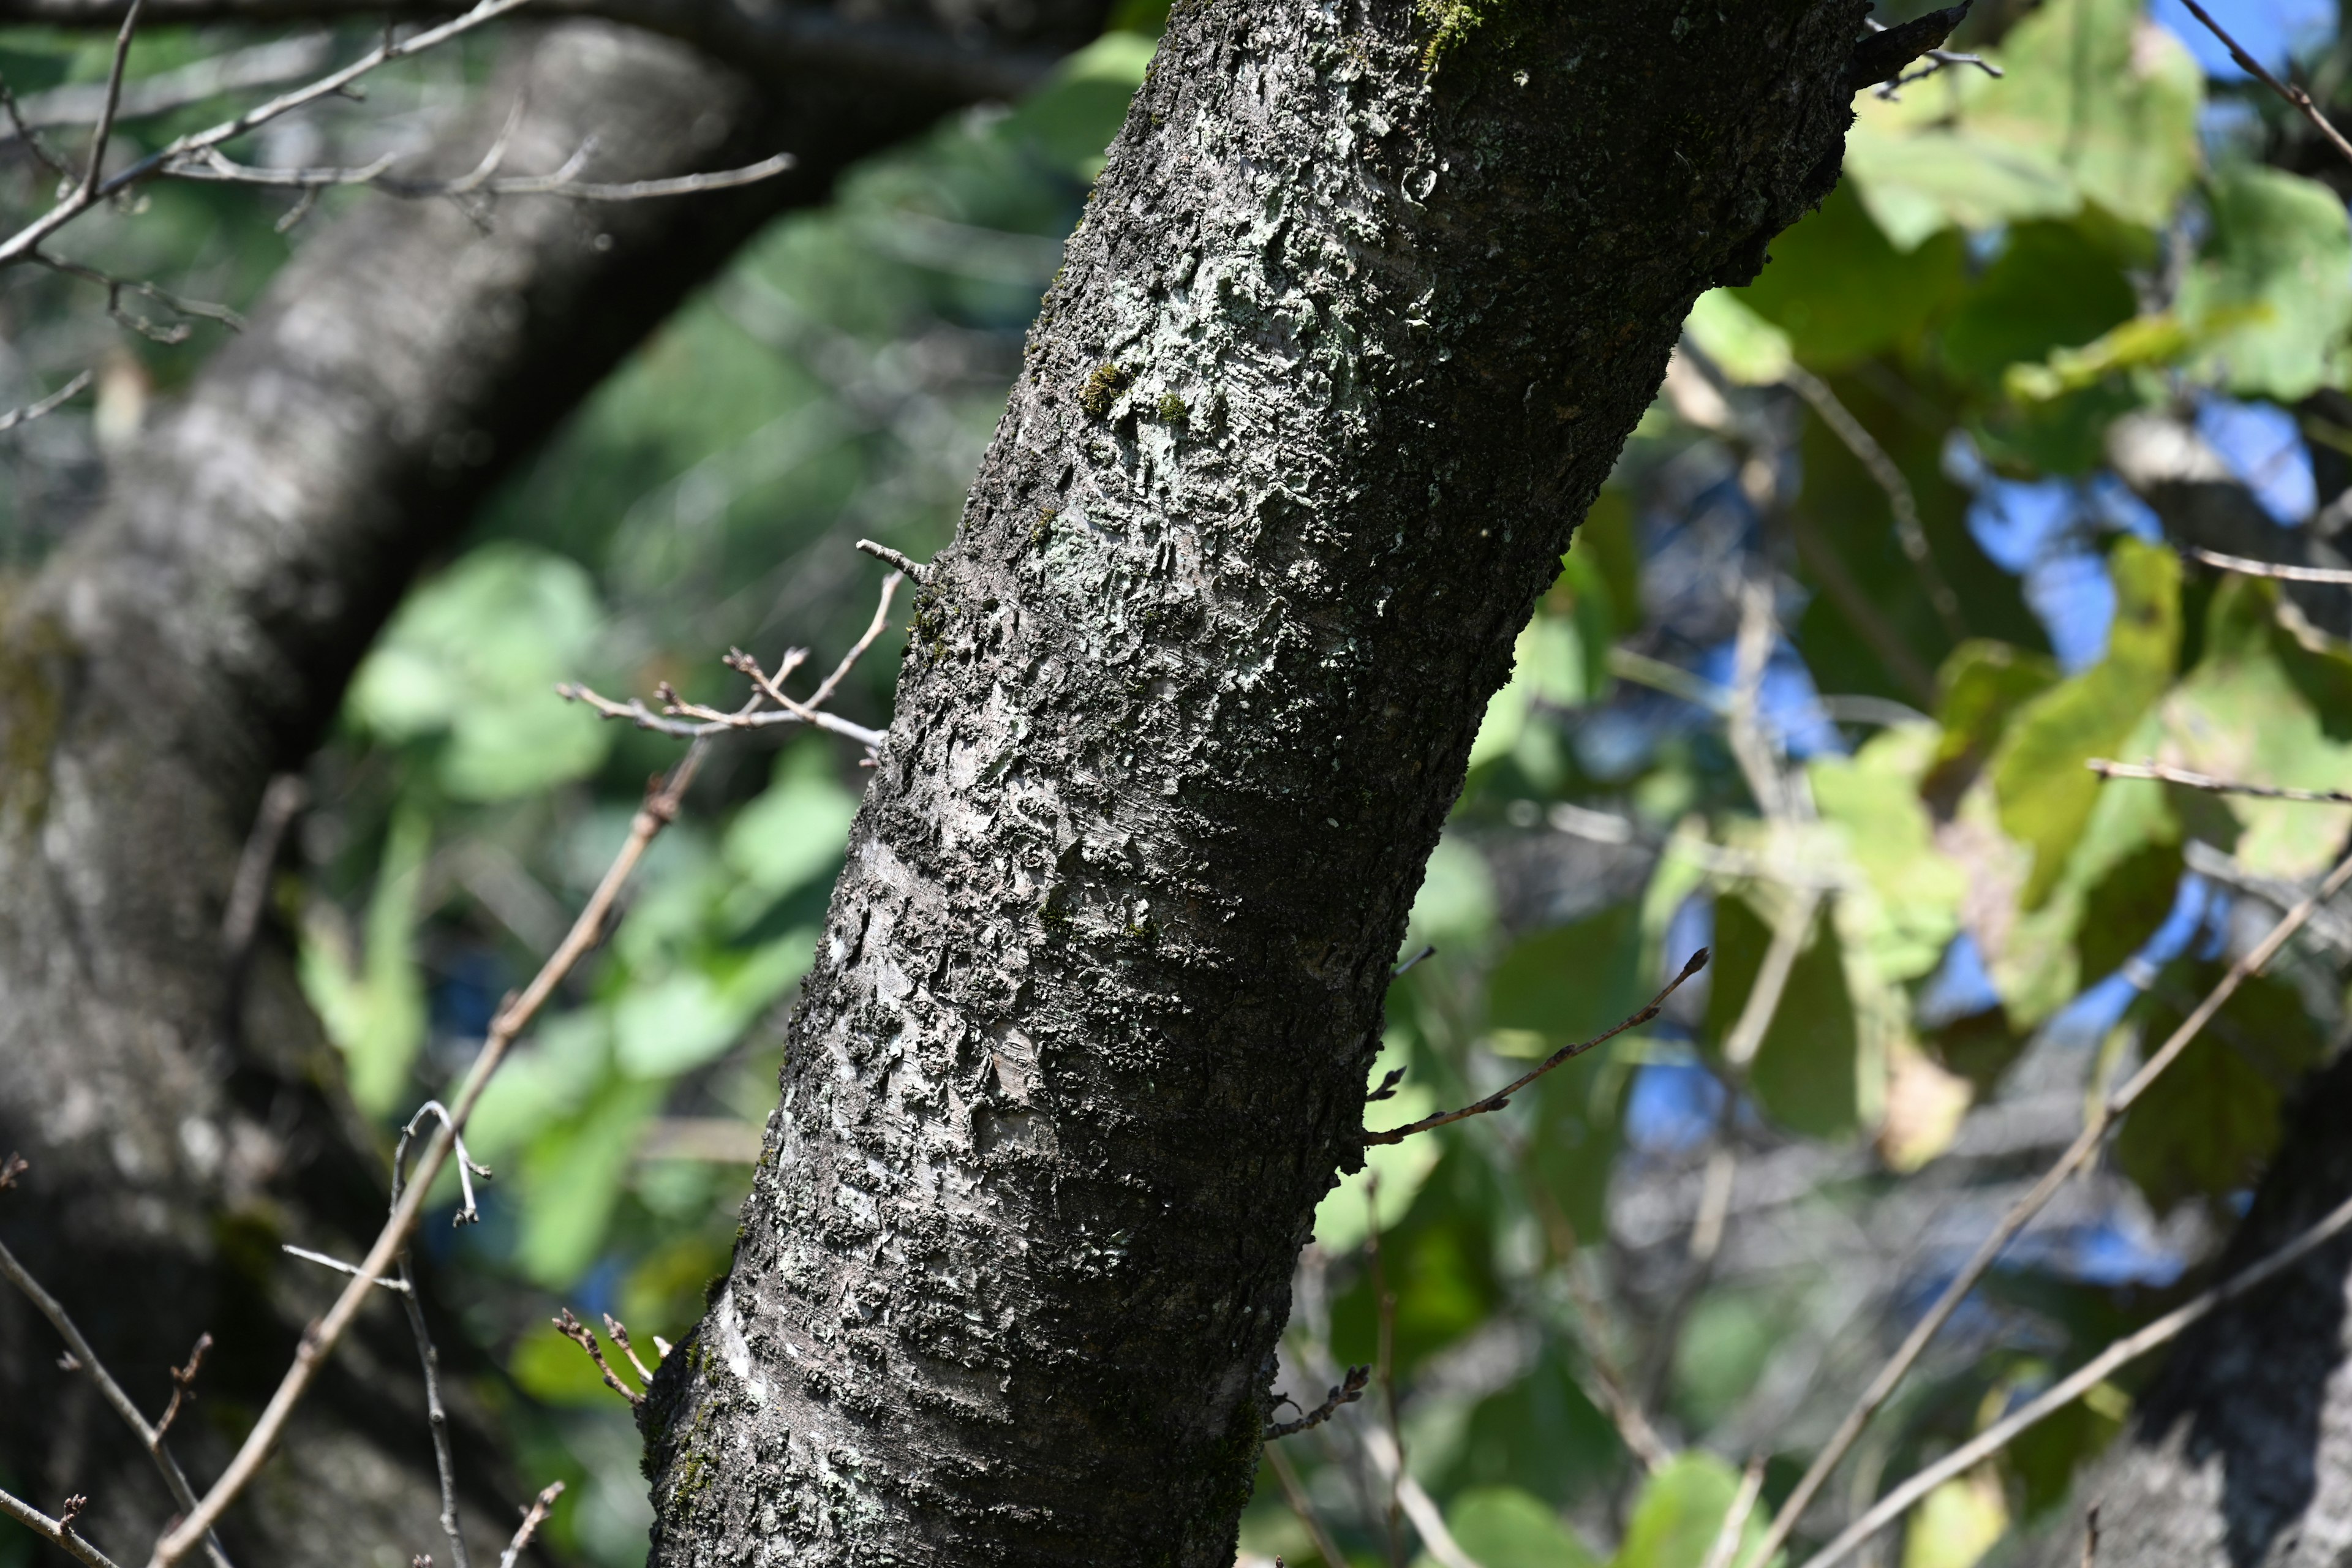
0;5;1102;1561
639;4;1865;1562
2019;1050;2352;1568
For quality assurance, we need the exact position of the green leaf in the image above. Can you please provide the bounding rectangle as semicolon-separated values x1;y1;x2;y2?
1574;488;1642;634
1409;835;1497;944
1489;904;1646;1043
1001;31;1156;181
1992;540;2180;907
1940;222;2139;388
1613;1452;1773;1568
300;802;431;1118
1735;183;1967;369
1926;640;2062;806
2116;968;2328;1214
347;543;612;801
2160;576;2352;879
1704;894;1864;1140
2178;165;2352;401
722;742;861;911
518;1074;667;1286
1901;1472;2009;1568
1685;290;1793;386
1321;1038;1443;1254
612;933;813;1079
2076;840;2186;984
1442;1487;1600;1568
1811;726;1967;985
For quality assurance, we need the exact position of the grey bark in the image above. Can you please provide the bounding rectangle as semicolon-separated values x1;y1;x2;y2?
2019;1048;2352;1568
0;4;1101;1562
638;3;1866;1562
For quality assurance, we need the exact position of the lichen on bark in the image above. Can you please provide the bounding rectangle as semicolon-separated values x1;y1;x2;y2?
640;2;1865;1563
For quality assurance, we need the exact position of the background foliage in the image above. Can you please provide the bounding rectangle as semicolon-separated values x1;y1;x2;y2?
6;1;2352;1564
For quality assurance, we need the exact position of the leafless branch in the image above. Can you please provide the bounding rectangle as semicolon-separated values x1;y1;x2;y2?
0;1486;123;1568
854;537;930;582
2183;544;2352;586
383;1114;473;1568
1785;367;1966;644
1702;1455;1768;1568
168;143;796;201
552;1309;642;1406
2177;0;2352;170
28;252;243;340
0;369;92;433
151;731;725;1568
0;1164;233;1568
2089;758;2352;806
395;1100;489;1226
496;1482;563;1568
1797;1175;2352;1568
1264;1444;1349;1568
1740;845;2352;1568
80;0;141;202
152;1334;211;1441
1364;948;1711;1145
0;70;76;180
9;33;329;134
1267;1364;1370;1441
280;1243;412;1290
603;1314;655;1387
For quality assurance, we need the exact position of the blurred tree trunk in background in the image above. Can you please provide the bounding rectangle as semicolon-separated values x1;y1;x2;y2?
636;3;1866;1562
0;4;1103;1560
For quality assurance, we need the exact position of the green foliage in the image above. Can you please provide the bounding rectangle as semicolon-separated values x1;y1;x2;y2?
2179;165;2352;400
1705;895;1864;1140
1440;1486;1601;1568
1736;183;1967;370
1614;1452;1774;1568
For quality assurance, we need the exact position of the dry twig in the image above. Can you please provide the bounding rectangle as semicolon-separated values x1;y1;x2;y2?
2184;545;2352;585
1266;1364;1370;1440
496;1482;564;1568
0;1487;122;1568
0;369;92;433
153;1334;211;1441
603;1314;655;1387
1741;845;2352;1568
553;1310;642;1406
2089;758;2352;807
2176;0;2352;170
1365;949;1709;1145
1785;368;1966;642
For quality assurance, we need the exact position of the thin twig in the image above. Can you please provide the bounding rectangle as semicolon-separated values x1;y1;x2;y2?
389;1123;470;1568
2177;0;2352;170
150;741;717;1568
1267;1365;1370;1440
855;538;930;582
1;69;76;181
496;1482;563;1568
552;1310;642;1405
803;570;903;710
1741;845;2352;1568
1798;1178;2352;1568
2089;758;2352;806
153;1334;211;1440
79;0;141;202
2183;544;2352;586
280;1243;411;1291
396;1100;489;1226
1265;1443;1349;1568
0;369;92;434
1785;367;1967;643
1365;949;1709;1144
603;1314;655;1387
0;1487;123;1568
0;1228;233;1568
1702;1455;1768;1568
168;146;796;202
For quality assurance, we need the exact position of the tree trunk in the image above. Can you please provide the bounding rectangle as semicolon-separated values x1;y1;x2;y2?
2019;1047;2352;1568
638;3;1864;1561
0;6;1101;1560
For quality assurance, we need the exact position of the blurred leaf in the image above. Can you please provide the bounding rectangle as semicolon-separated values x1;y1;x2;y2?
1812;725;1967;984
511;1320;625;1408
1441;1487;1600;1568
1490;905;1645;1042
1735;182;1967;368
463;1009;612;1166
2159;576;2352;878
1321;1039;1442;1254
1000;31;1156;181
612;933;813;1079
1612;1451;1772;1568
2116;968;2327;1213
1685;290;1793;386
1926;640;2061;809
347;543;611;801
1879;1039;1974;1172
1672;1287;1783;1434
1409;835;1497;944
2005;1389;2124;1520
1901;1471;2008;1568
1439;1348;1621;1509
518;1075;667;1286
1992;539;2180;907
2076;840;2185;983
1942;222;2139;388
721;742;861;912
2179;165;2352;401
1705;894;1865;1140
1574;488;1642;632
300;802;430;1118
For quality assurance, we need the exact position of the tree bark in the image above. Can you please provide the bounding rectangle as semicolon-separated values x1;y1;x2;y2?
638;3;1864;1562
2018;1047;2352;1568
0;5;1101;1561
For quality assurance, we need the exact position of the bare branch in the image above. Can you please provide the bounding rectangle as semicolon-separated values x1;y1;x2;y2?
168;143;797;202
28;252;243;339
1364;948;1710;1145
602;1314;655;1387
280;1243;412;1290
0;369;92;433
803;569;903;710
2184;544;2352;586
394;1099;490;1226
0;69;76;180
80;0;141;202
496;1482;563;1568
9;34;329;134
1264;1444;1349;1568
552;1309;642;1406
2089;758;2352;806
152;1333;211;1441
854;538;930;582
396;1255;467;1568
1701;1456;1768;1568
2176;0;2352;171
1265;1365;1370;1440
0;1486;124;1568
1741;844;2352;1568
1796;1177;2352;1568
0;1174;233;1568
